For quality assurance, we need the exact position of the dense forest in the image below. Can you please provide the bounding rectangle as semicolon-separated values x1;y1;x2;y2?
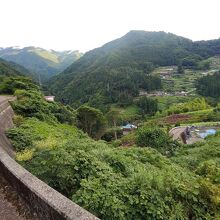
0;58;26;77
49;31;220;108
196;71;220;98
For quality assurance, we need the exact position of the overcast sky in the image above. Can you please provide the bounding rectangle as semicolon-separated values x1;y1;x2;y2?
1;0;220;52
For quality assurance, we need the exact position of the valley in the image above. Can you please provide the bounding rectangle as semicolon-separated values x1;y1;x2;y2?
0;31;220;219
0;47;82;82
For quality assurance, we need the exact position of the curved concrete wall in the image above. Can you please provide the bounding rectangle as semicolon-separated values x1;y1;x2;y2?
0;97;99;220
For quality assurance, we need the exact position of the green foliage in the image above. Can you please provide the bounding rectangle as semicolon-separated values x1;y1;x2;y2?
55;67;161;108
136;127;180;155
136;127;169;148
11;87;76;125
197;60;211;70
105;109;123;140
0;58;30;77
7;115;220;219
177;63;184;74
171;139;220;178
6;126;35;151
7;118;82;152
76;105;106;139
3;32;220;218
49;31;220;108
196;72;220;98
0;77;38;94
196;160;220;184
181;54;202;68
181;55;211;70
110;105;141;122
101;128;123;142
167;98;210;115
106;109;122;126
136;96;158;116
0;59;22;77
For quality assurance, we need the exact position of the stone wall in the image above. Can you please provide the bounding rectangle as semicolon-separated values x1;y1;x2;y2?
0;97;99;220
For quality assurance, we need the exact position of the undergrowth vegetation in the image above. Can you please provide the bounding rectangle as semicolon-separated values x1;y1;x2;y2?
4;77;220;219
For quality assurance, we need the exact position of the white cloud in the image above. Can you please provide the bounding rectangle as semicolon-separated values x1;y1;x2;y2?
0;0;220;52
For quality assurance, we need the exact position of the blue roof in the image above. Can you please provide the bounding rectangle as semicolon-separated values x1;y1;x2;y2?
122;124;137;129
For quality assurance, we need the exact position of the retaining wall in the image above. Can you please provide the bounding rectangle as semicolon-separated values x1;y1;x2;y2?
0;97;99;220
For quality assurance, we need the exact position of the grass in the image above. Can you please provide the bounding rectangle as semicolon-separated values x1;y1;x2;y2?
111;105;141;121
154;96;191;111
181;121;220;127
11;117;87;161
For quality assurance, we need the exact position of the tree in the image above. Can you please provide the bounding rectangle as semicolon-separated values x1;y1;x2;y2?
136;127;179;155
136;97;158;116
76;105;106;139
177;63;184;74
196;72;220;98
106;109;122;140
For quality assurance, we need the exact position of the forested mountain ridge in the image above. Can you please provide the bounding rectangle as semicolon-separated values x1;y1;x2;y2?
0;58;30;77
0;47;83;81
49;31;220;107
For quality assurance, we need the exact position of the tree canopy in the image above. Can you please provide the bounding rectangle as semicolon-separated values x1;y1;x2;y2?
196;72;220;98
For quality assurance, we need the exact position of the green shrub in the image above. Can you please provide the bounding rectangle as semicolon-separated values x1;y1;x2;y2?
12;89;76;125
136;127;180;155
167;98;210;115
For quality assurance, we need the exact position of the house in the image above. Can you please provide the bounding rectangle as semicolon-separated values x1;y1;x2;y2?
122;123;137;135
44;96;55;102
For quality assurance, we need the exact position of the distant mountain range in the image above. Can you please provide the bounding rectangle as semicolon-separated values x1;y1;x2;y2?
0;47;83;81
48;30;220;107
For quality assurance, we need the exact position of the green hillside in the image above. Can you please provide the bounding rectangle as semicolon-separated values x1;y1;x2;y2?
3;76;220;220
0;58;25;77
49;31;220;108
0;47;83;81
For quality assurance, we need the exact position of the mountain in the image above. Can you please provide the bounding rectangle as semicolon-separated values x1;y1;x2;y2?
49;31;220;108
0;58;27;77
0;47;83;81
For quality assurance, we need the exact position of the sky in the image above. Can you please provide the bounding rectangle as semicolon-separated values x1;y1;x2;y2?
1;0;220;52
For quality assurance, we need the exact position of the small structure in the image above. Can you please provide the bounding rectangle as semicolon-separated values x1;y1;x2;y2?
160;72;172;79
44;96;55;102
122;123;137;135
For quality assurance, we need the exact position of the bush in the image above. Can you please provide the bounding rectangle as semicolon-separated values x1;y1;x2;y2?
12;89;76;125
167;98;210;115
136;127;170;148
8;117;220;219
0;77;38;94
136;127;180;155
13;115;25;127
